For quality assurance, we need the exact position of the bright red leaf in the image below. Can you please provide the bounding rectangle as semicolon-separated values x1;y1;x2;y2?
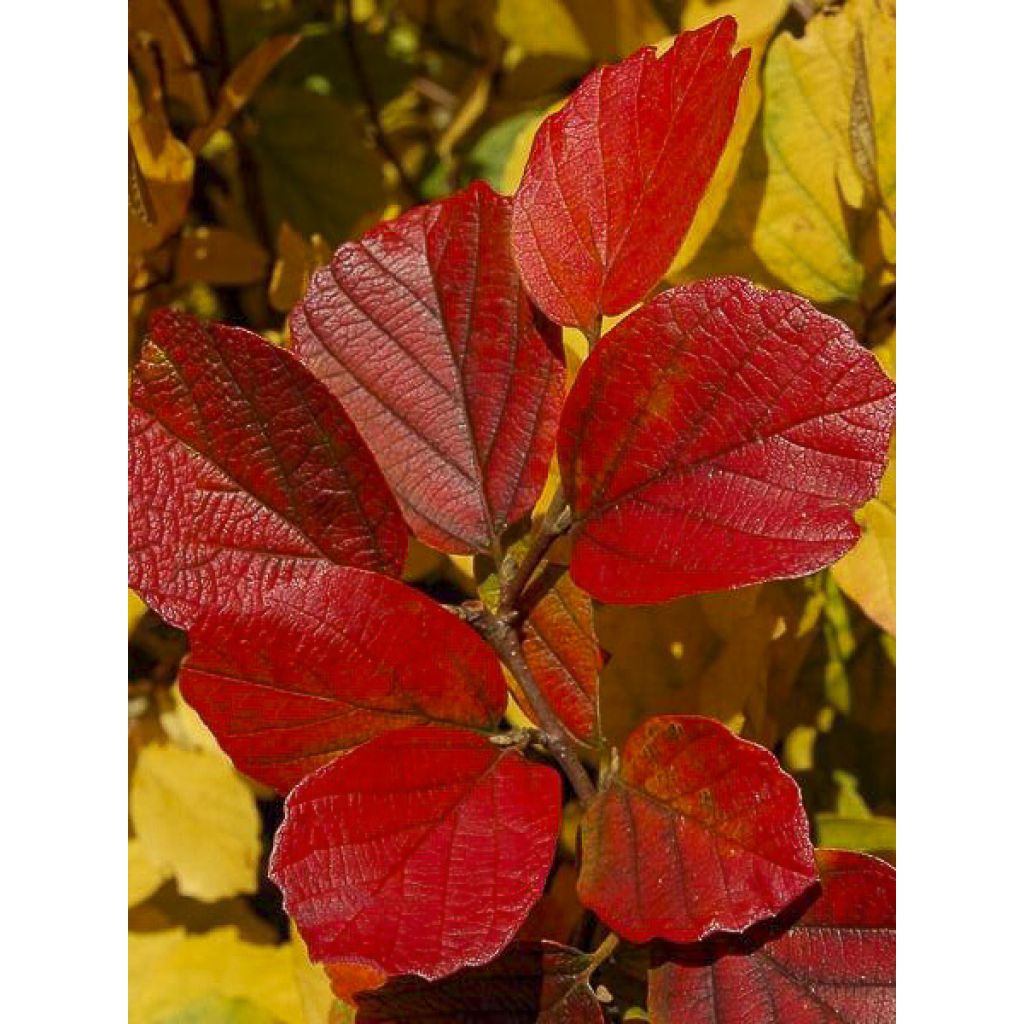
291;181;564;554
510;19;749;332
559;277;896;604
515;571;604;743
181;568;507;792
648;850;896;1024
270;725;562;980
129;310;406;628
577;715;817;944
354;941;603;1023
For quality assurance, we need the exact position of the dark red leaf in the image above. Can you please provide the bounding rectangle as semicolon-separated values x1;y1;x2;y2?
355;941;603;1023
516;570;604;743
129;310;406;628
270;726;562;980
559;278;896;604
180;568;508;792
291;181;564;554
577;715;817;944
511;19;749;331
648;850;896;1024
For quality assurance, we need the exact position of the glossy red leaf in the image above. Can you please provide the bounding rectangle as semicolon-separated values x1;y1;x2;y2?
511;19;749;331
269;726;562;980
355;941;603;1023
516;571;604;743
180;568;507;792
291;181;564;554
559;278;896;604
129;310;406;628
648;850;896;1024
577;715;816;944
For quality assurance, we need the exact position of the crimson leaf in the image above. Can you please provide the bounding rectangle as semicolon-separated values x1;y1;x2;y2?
269;725;562;980
291;181;564;554
511;19;749;331
648;850;896;1023
559;277;896;604
516;570;604;744
181;568;507;792
577;715;817;944
129;310;406;628
355;941;603;1023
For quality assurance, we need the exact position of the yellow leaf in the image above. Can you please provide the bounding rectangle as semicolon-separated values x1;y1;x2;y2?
153;995;282;1023
501;107;552;195
754;0;895;302
159;683;226;759
128;837;170;908
683;0;789;45
290;929;337;1024
129;589;147;637
130;744;260;903
832;439;895;634
269;224;333;314
129;928;306;1024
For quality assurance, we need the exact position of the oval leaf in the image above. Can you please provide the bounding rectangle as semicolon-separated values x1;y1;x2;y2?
355;941;603;1023
648;850;895;1023
270;726;562;980
291;181;564;554
517;569;604;743
181;569;508;792
129;310;406;628
510;19;749;331
577;715;817;944
559;277;896;604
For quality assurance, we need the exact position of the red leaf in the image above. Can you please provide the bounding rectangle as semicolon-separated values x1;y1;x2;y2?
291;181;565;554
269;726;562;980
181;568;507;792
511;20;749;331
129;310;406;628
516;571;604;743
577;715;816;944
648;851;896;1024
559;278;896;604
354;941;603;1023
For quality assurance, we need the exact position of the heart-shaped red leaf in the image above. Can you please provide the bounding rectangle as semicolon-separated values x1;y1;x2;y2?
270;726;562;980
516;571;604;743
129;310;406;628
559;277;896;604
355;941;603;1023
648;850;896;1023
511;19;749;331
181;568;507;792
291;181;564;554
577;715;817;944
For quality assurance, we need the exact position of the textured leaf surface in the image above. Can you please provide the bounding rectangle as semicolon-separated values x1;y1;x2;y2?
559;277;896;604
129;310;406;628
355;942;603;1023
291;181;564;554
270;726;562;980
648;850;895;1023
510;19;749;330
577;715;817;943
182;569;508;792
518;571;604;743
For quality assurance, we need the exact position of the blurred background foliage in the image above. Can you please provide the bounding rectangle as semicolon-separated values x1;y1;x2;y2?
129;1;894;1020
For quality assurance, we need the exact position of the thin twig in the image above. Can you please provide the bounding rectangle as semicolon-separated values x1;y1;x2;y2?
584;932;620;977
468;608;595;804
499;486;571;616
339;0;423;205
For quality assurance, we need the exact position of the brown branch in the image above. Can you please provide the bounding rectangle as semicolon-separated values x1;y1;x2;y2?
339;0;423;206
499;486;571;616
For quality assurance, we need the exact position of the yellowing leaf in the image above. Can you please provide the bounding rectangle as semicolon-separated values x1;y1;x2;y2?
154;995;282;1024
682;0;789;45
290;929;336;1024
130;744;260;903
832;443;895;634
129;928;306;1024
129;589;147;637
501;107;553;195
128;837;170;908
755;0;895;302
269;223;333;314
